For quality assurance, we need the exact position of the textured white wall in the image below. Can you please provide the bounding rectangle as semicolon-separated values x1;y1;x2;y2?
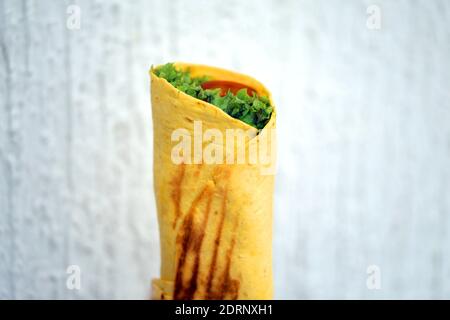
0;0;449;299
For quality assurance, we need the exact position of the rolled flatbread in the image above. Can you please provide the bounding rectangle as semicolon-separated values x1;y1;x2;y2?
150;63;276;300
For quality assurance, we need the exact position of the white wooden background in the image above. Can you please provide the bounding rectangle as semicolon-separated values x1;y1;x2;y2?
1;0;449;299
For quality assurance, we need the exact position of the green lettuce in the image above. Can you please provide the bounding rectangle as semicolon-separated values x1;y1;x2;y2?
154;63;273;129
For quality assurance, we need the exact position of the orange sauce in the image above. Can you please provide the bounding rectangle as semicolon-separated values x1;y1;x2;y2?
201;80;256;97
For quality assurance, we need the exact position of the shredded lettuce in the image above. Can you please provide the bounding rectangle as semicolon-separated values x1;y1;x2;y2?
154;63;273;129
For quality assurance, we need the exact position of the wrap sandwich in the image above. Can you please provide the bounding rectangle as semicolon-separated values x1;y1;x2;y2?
150;63;276;300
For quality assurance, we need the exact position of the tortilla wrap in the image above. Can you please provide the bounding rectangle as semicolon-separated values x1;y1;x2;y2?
150;63;276;300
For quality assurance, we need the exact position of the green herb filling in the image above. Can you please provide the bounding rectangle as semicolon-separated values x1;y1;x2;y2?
154;63;273;129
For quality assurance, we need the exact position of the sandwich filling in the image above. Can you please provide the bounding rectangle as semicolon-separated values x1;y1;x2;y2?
154;63;273;129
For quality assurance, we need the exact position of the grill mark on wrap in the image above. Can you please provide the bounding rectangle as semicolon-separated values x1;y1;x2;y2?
207;212;240;299
172;167;240;300
174;184;213;300
205;170;240;300
219;219;240;300
184;193;213;299
171;164;186;228
205;187;227;299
